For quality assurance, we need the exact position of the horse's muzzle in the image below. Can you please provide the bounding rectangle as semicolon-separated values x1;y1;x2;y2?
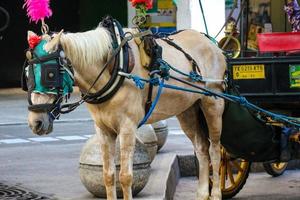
29;119;53;135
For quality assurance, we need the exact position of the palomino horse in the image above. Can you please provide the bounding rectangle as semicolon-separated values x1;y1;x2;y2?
26;20;226;200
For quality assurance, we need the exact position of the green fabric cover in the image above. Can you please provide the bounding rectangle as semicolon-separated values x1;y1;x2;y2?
221;89;281;162
32;40;73;95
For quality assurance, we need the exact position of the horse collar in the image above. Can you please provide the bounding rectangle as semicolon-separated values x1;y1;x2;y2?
81;16;130;104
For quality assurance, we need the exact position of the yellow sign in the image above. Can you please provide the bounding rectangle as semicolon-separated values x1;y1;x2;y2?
233;64;265;80
145;0;176;28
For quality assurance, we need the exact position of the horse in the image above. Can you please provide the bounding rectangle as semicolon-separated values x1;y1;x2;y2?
25;19;226;200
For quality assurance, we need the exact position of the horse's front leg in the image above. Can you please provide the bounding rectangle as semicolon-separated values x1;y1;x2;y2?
95;125;117;200
118;119;136;200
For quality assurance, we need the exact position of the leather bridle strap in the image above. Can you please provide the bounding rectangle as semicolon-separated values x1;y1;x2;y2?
28;51;61;64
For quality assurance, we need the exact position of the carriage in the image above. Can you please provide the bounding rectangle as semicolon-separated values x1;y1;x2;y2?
210;52;300;199
208;0;300;198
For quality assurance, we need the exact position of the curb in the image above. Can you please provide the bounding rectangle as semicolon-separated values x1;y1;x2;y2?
177;154;300;175
136;153;180;200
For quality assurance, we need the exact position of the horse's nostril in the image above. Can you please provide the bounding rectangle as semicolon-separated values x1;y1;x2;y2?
35;120;43;132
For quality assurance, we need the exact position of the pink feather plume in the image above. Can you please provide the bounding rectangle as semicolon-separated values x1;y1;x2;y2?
23;0;53;23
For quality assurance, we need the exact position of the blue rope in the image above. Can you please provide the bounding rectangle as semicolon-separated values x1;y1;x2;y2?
149;77;160;86
162;83;210;96
132;75;146;89
157;59;203;82
138;79;164;128
189;71;203;82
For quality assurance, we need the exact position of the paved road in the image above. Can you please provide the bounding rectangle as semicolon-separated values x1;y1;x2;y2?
1;89;300;199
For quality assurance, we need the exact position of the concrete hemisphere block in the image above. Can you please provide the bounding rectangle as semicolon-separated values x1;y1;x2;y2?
79;134;151;198
151;120;169;152
137;124;158;163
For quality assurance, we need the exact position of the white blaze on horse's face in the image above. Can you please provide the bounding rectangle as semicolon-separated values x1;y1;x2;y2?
28;93;56;135
27;31;63;136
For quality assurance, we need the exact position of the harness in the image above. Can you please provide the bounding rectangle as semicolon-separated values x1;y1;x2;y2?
21;16;150;119
81;16;130;104
21;40;74;120
21;16;300;130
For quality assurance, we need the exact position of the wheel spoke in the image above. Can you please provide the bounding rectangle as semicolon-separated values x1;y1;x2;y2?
227;162;235;185
221;164;226;189
231;160;244;172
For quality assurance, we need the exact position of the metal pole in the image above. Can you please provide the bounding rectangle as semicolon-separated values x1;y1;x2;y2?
199;0;209;35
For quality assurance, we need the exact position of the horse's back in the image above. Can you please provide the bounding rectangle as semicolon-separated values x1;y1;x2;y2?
157;30;226;80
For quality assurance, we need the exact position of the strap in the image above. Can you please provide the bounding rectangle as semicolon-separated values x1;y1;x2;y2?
138;79;164;128
161;38;201;74
82;22;152;104
28;51;60;64
82;19;127;103
145;81;153;113
28;103;56;112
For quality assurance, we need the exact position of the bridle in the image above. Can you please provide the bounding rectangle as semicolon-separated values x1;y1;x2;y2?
21;16;132;120
21;39;74;121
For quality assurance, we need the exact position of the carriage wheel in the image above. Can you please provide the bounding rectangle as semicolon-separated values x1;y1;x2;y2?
209;147;251;199
263;162;288;177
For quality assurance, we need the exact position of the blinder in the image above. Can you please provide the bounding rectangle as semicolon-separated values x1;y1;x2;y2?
41;63;62;88
23;64;36;92
22;38;74;119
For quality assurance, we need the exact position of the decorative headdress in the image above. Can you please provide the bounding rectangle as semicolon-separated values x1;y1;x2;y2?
23;0;53;48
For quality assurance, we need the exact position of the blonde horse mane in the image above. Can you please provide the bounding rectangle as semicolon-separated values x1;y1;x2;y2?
60;26;112;69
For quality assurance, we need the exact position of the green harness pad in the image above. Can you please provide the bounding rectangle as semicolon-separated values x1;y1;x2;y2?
32;40;73;95
221;89;281;162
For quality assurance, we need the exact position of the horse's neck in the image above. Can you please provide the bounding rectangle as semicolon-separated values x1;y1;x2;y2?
60;28;112;92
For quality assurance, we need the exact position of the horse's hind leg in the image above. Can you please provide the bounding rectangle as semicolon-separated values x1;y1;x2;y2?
95;125;117;200
177;103;210;200
200;95;224;200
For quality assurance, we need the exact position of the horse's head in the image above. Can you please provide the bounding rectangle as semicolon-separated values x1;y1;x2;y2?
23;30;74;135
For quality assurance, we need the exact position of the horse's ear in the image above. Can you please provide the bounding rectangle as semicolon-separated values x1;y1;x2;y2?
27;31;37;41
44;30;64;52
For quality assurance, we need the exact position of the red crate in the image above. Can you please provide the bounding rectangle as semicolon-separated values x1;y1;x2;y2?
257;32;300;52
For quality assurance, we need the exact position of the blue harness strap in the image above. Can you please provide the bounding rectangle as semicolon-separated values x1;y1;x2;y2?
138;79;164;128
